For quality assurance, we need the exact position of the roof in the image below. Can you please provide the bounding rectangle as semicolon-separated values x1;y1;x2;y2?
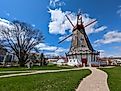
82;28;94;51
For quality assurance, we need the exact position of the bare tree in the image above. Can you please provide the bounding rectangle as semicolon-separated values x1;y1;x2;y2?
0;21;44;67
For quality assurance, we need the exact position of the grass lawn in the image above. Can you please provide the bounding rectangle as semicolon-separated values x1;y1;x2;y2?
0;72;30;76
0;69;91;91
0;65;74;71
100;66;121;91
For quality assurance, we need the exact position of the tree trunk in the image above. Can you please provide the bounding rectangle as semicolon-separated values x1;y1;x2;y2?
19;61;25;67
18;57;26;67
17;52;28;67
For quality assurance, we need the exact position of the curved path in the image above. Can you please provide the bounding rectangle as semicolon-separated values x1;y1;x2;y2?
76;67;110;91
0;68;86;78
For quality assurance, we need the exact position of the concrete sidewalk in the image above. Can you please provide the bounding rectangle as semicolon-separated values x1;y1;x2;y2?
76;67;110;91
0;70;35;73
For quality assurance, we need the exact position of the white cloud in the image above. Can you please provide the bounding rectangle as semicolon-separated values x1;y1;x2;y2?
0;18;15;39
55;47;68;53
36;43;68;56
113;46;121;51
0;18;13;28
45;52;59;56
48;8;73;35
59;35;72;42
97;48;121;57
94;31;121;44
94;26;107;33
36;43;57;51
117;5;121;17
49;0;65;7
48;8;107;37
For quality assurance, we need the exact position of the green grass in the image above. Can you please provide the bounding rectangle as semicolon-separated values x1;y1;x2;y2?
100;66;121;91
0;65;74;71
0;67;28;71
0;69;91;91
0;72;30;76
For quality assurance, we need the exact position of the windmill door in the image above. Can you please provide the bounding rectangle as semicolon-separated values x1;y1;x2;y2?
82;58;87;67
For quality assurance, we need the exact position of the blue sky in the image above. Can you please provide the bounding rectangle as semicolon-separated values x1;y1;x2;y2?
0;0;121;57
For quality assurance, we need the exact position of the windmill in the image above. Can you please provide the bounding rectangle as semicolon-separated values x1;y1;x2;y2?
58;10;99;67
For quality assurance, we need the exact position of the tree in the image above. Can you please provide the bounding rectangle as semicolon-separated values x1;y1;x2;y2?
0;20;44;67
40;53;47;66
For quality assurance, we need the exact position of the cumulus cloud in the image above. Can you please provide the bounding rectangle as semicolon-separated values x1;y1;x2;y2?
36;43;68;56
59;35;72;42
98;49;121;57
0;18;15;39
94;26;107;33
113;46;121;50
36;43;57;51
0;18;13;28
117;5;121;17
48;8;74;35
45;52;59;56
48;8;107;37
49;0;65;7
94;31;121;44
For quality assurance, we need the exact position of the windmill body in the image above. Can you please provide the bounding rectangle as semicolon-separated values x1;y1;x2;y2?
59;11;99;67
67;24;99;67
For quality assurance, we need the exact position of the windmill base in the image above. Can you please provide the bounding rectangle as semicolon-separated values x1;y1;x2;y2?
66;53;99;67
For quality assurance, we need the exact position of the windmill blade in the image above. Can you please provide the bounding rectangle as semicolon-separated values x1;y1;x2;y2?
84;20;97;28
78;29;84;34
65;15;75;28
77;15;79;25
58;34;73;44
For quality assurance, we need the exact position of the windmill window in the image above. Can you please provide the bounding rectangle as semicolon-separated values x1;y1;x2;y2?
81;45;85;47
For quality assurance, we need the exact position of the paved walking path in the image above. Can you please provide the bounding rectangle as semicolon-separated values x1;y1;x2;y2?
0;70;35;73
76;67;110;91
0;68;86;78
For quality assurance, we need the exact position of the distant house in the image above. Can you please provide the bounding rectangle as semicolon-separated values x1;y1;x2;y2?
0;45;7;55
25;53;48;68
98;58;109;66
109;57;121;65
0;45;7;66
98;57;121;66
46;55;59;63
56;57;68;66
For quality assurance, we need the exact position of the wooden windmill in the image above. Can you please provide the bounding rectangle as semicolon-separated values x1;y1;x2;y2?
58;10;99;67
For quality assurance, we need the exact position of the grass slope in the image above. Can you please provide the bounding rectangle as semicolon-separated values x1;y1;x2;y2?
101;67;121;91
0;69;91;91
